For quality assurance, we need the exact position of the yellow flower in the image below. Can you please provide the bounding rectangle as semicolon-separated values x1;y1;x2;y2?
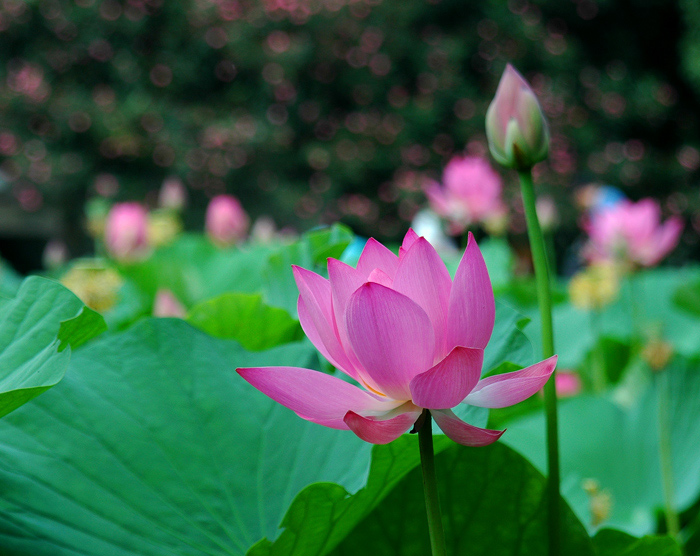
569;262;621;311
642;338;674;372
147;209;183;248
61;262;123;313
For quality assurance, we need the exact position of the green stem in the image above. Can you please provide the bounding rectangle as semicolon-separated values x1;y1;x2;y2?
626;273;644;348
590;310;606;393
544;229;557;288
418;409;447;556
657;371;680;538
519;170;560;556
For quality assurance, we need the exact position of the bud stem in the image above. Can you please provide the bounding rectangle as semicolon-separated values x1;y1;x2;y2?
657;349;680;538
418;409;447;556
518;170;560;556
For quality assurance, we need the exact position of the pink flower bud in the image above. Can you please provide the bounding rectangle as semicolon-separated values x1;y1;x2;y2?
158;177;187;211
153;289;186;318
486;64;549;170
43;239;68;270
205;194;250;246
104;202;149;261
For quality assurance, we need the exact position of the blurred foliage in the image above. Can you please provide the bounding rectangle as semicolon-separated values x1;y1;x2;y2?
0;0;699;247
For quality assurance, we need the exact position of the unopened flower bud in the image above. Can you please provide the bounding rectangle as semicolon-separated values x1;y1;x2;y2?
104;203;149;262
486;64;549;171
206;194;249;246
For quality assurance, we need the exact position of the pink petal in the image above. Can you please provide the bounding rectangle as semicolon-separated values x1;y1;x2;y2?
328;258;366;344
346;283;435;400
297;298;358;380
645;216;683;266
293;266;360;381
432;408;504;447
424;182;451;218
344;408;420;444
367;268;394;288
356;238;400;279
237;366;398;429
409;347;483;409
463;355;557;408
400;228;420;256
446;232;495;350
393;237;452;358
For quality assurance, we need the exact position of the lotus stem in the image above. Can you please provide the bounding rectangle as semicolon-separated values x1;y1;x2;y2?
518;170;560;556
418;409;447;556
590;310;606;393
657;371;680;538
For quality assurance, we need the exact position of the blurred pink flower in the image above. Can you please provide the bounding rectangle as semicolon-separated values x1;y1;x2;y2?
486;64;549;170
424;155;507;235
206;194;250;246
540;370;582;399
536;196;559;232
153;289;186;318
238;230;556;445
43;239;68;270
583;198;683;267
104;203;149;261
158;176;187;211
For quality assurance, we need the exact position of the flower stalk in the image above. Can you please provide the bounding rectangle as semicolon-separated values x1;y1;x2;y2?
418;409;447;556
657;369;680;538
519;169;560;556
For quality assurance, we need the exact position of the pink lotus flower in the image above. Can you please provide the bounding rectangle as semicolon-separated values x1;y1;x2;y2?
486;64;549;170
583;198;683;267
238;230;556;445
539;370;581;399
153;289;186;318
424;155;507;235
104;202;149;261
206;194;249;246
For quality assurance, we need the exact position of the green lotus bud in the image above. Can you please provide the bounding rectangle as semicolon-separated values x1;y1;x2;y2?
485;64;550;171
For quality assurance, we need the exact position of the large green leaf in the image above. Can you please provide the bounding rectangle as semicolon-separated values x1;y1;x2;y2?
187;292;304;350
672;278;700;317
593;529;682;556
0;319;374;555
247;406;483;556
483;301;535;374
504;356;700;536
0;276;106;418
330;441;595;556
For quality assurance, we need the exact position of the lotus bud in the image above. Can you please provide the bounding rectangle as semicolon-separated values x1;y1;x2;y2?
104;203;149;262
158;177;187;211
486;64;549;171
206;194;250;246
153;289;186;318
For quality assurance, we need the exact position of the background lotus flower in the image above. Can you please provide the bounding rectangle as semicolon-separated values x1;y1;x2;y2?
238;230;556;445
486;64;549;170
583;198;683;267
206;194;250;246
153;289;186;318
424;155;507;235
158;176;187;211
104;202;149;261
